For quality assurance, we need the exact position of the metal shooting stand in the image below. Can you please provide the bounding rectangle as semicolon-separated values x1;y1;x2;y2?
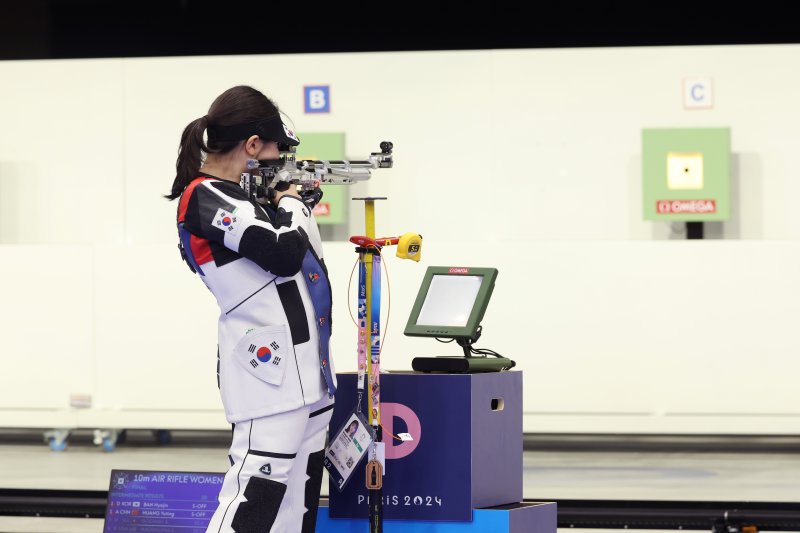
350;197;422;533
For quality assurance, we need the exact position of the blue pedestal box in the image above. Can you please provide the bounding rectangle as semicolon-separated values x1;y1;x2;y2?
328;371;523;522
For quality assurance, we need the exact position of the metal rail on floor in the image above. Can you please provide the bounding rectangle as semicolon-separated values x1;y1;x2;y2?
0;488;107;518
2;489;800;531
542;498;800;532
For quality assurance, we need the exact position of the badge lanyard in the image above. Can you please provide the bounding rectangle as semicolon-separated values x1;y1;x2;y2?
357;255;368;401
357;250;382;428
369;252;382;430
355;198;384;532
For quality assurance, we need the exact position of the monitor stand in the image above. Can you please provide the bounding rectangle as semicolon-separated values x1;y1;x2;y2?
412;335;514;373
411;355;514;373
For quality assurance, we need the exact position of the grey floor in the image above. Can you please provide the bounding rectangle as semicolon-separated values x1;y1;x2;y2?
1;430;799;532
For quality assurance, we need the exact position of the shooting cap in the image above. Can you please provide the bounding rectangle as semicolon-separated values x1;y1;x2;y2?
207;114;300;148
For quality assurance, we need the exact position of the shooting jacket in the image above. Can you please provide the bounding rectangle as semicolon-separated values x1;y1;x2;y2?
176;176;336;423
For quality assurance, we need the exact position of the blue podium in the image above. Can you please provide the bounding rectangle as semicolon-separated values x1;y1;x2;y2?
326;370;550;530
317;501;557;533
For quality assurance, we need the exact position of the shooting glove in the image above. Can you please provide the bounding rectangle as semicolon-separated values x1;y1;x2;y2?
299;187;324;210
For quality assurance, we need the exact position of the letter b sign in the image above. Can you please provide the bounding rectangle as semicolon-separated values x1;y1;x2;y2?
304;85;330;113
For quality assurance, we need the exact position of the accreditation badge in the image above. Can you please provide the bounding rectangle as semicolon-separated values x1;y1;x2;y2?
323;408;374;492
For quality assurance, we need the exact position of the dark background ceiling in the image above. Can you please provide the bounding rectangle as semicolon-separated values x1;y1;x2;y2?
1;1;799;60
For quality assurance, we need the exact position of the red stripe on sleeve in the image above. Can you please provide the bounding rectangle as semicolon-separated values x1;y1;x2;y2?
177;177;213;223
190;234;214;266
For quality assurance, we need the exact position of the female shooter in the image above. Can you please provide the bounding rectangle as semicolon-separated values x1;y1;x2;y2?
165;85;336;533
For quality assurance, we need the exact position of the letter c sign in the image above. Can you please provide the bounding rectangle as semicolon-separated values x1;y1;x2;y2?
683;78;713;109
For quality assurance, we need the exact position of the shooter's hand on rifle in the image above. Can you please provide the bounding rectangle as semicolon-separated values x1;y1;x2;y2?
267;181;300;206
299;187;324;209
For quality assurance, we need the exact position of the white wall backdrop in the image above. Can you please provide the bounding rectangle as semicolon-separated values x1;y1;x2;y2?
1;44;800;434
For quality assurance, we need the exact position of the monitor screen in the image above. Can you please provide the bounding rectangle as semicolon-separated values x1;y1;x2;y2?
103;469;223;533
416;274;483;327
404;266;498;340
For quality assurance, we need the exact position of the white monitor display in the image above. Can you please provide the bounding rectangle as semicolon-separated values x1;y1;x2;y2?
415;274;482;327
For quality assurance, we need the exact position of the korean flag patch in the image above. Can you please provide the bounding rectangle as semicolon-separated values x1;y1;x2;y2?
212;208;240;236
283;123;299;143
233;325;289;387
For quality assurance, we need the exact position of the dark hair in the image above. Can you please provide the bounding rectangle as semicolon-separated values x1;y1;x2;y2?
164;85;280;200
